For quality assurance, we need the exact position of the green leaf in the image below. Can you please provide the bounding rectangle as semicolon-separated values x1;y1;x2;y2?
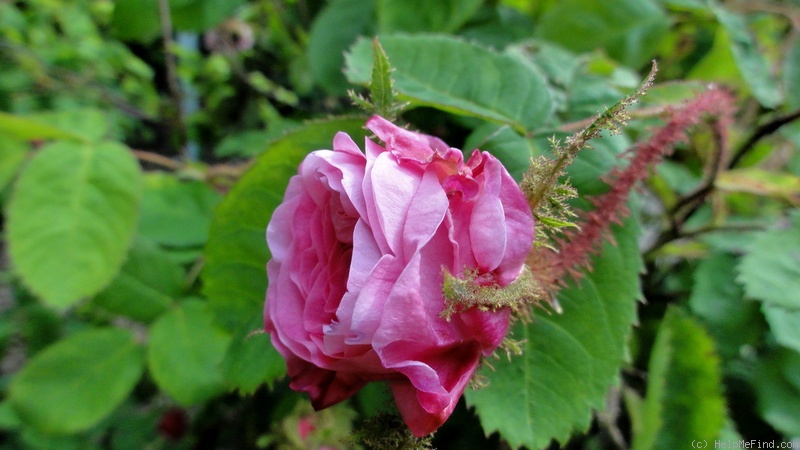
763;305;800;354
9;328;144;434
0;111;84;142
716;168;800;203
345;34;553;134
754;349;800;437
370;38;397;118
563;133;630;196
91;238;184;323
202;117;368;332
465;215;641;449
687;25;743;88
535;0;669;68
214;129;280;158
170;0;247;32
7;141;142;308
631;308;726;450
147;300;232;405
26;109;111;142
709;2;781;108
139;173;221;247
0;400;22;430
110;0;160;43
221;327;287;395
0;132;28;192
689;253;764;358
376;0;483;33
783;36;800;109
307;0;376;94
737;222;800;310
112;0;245;42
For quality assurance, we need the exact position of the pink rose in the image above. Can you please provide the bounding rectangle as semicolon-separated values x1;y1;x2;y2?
264;116;534;436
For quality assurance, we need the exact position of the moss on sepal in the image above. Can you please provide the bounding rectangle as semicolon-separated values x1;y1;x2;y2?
440;266;545;321
356;413;434;450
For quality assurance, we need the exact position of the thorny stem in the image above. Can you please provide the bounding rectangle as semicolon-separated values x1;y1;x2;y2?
558;104;671;134
545;88;735;282
526;62;659;214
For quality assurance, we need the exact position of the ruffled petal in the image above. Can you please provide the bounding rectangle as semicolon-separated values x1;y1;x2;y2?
286;356;366;410
369;152;422;254
387;341;481;437
366;115;449;164
469;154;507;272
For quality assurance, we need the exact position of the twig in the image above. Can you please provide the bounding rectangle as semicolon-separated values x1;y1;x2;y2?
728;0;800;29
157;0;188;154
207;162;252;179
679;222;765;240
0;39;158;123
729;108;800;167
131;149;183;170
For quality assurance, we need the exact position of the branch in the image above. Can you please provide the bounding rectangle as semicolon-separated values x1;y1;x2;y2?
0;39;158;123
131;149;183;170
729;108;800;167
158;0;188;153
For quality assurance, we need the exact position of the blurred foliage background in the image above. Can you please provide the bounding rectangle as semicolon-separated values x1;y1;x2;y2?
1;0;800;449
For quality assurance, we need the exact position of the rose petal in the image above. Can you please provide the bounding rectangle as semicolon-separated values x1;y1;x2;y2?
369;152;421;255
402;168;449;259
386;341;481;437
366;115;449;164
469;155;507;272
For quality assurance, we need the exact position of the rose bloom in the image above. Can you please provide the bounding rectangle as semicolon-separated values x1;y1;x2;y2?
264;116;534;436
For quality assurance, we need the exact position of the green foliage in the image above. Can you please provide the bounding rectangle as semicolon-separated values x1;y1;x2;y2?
221;328;286;395
0;132;27;191
91;238;184;323
349;38;408;120
147;300;232;405
111;0;248;42
9;328;145;434
737;220;800;310
2;0;800;448
465;124;536;180
376;0;484;34
631;308;726;450
6;140;142;308
345;34;553;134
0;111;85;142
466;214;641;449
754;350;800;437
535;0;669;68
708;2;781;108
139;173;221;248
689;253;763;358
307;0;377;95
202;117;368;332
